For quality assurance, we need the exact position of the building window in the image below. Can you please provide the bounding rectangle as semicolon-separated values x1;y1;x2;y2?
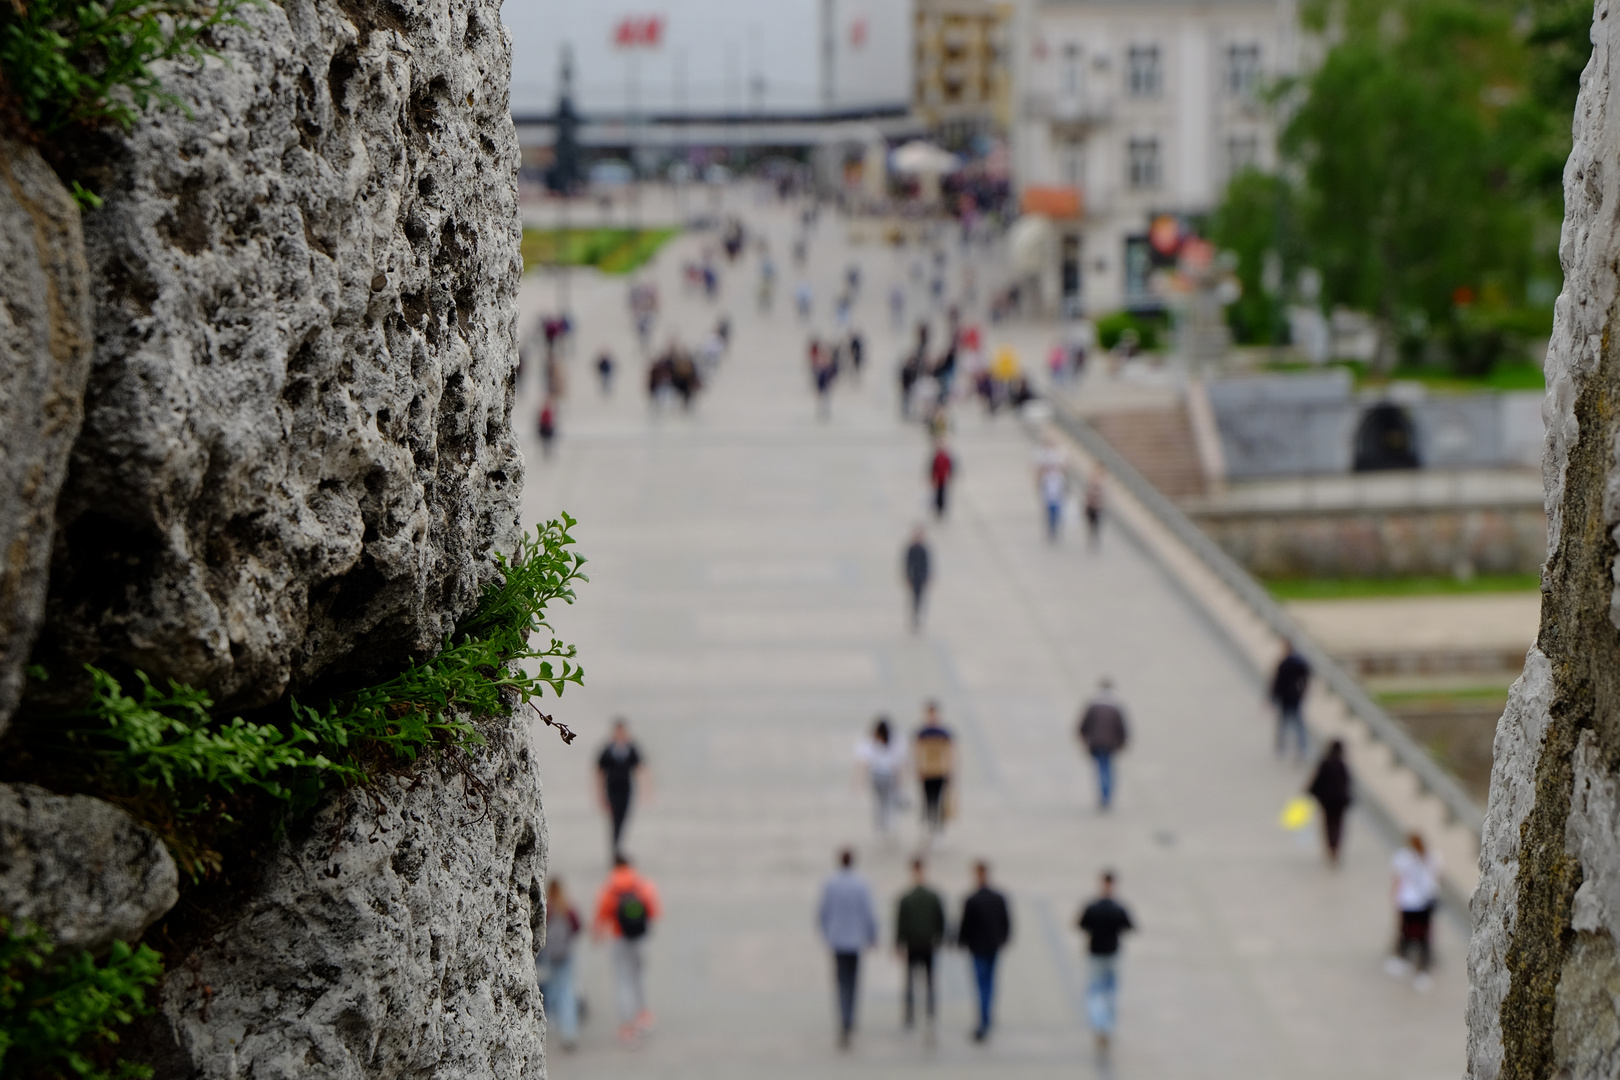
1226;43;1261;97
1225;135;1259;179
1062;140;1084;188
1127;137;1161;190
1126;46;1161;98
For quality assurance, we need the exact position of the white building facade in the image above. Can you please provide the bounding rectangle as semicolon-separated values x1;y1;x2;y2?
1012;0;1302;315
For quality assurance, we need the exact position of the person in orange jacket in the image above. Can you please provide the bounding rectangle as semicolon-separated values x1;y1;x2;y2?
593;855;663;1044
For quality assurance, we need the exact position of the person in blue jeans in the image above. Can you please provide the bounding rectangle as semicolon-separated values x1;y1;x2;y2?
956;861;1012;1042
818;848;878;1049
1077;679;1130;810
1077;871;1135;1057
538;877;582;1051
1270;641;1312;761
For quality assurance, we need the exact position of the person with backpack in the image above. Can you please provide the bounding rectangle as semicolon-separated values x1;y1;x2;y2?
893;858;946;1033
915;702;956;839
1077;679;1129;811
593;854;662;1045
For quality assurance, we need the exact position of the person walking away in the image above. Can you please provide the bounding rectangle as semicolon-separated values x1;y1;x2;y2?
856;717;906;836
1083;467;1106;549
537;398;557;459
538;878;582;1050
1077;871;1134;1056
903;527;931;632
1307;740;1353;864
915;702;956;838
1388;834;1441;991
894;858;946;1033
596;351;615;396
818;849;878;1048
929;442;955;519
1271;641;1312;761
1034;441;1068;541
957;861;1012;1042
848;330;864;378
597;719;645;857
592;855;662;1044
1077;679;1129;811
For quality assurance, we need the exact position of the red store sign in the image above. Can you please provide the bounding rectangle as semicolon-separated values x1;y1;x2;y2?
614;15;665;48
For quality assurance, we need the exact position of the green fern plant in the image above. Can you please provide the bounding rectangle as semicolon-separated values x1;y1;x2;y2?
0;0;251;135
0;919;162;1080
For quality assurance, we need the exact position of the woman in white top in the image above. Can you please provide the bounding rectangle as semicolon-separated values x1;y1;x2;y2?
855;718;906;835
1389;833;1442;988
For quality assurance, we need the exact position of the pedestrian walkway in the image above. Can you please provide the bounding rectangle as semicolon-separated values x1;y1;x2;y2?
514;195;1466;1079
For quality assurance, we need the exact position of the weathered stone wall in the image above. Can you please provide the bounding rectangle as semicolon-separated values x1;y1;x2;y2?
27;0;525;713
0;0;547;1075
144;712;546;1080
1194;504;1546;578
0;138;93;733
1466;2;1620;1075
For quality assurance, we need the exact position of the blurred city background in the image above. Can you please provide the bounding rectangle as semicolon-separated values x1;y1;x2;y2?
502;0;1575;1076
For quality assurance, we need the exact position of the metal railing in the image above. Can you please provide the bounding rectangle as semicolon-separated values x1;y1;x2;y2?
1050;406;1488;838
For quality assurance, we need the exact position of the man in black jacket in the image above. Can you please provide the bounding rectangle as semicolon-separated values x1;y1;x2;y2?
1077;679;1129;810
894;858;946;1030
1078;871;1134;1056
957;861;1012;1042
1270;641;1311;761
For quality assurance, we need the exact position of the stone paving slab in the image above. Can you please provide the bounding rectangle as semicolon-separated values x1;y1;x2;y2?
512;195;1467;1079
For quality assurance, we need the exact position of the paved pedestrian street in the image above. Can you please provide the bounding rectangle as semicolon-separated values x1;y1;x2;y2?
514;198;1467;1079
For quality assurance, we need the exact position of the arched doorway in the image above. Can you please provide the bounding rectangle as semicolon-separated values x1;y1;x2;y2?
1353;403;1420;471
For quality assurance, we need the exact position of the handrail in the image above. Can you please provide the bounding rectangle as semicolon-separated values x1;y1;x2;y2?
1049;406;1487;838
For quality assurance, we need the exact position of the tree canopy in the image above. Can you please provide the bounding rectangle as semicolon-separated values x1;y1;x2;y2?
1210;0;1584;370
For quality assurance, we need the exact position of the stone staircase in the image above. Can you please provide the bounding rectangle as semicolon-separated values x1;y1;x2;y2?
1089;406;1207;499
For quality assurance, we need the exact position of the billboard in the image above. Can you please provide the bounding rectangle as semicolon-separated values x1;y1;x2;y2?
503;0;912;121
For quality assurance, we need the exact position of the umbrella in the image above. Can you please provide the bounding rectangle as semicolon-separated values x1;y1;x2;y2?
889;140;961;176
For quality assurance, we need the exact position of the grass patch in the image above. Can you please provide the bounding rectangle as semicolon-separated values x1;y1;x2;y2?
1259;358;1544;391
1267;573;1541;600
1376;686;1514;707
520;228;676;276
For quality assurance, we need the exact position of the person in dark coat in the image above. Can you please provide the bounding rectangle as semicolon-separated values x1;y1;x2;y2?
894;858;946;1030
957;860;1012;1042
1307;739;1353;863
1271;641;1311;761
903;527;931;632
1077;679;1130;810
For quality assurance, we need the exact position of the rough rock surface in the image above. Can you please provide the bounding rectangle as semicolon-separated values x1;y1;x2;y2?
1466;3;1620;1075
0;782;178;951
148;713;546;1080
0;138;93;733
27;0;524;712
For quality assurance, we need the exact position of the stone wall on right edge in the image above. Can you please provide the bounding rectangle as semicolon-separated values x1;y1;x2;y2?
1466;2;1620;1076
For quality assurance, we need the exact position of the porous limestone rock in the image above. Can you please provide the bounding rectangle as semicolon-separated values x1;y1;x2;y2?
0;138;93;733
1466;3;1620;1075
148;713;546;1080
0;782;178;952
28;0;524;712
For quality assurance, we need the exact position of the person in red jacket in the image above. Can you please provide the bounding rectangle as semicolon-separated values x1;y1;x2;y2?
929;442;955;519
593;855;664;1045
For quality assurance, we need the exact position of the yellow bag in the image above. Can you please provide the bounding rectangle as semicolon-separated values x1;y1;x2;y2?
1279;796;1316;831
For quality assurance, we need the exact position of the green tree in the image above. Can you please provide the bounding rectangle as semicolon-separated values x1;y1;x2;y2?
1207;170;1302;345
1283;0;1535;366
